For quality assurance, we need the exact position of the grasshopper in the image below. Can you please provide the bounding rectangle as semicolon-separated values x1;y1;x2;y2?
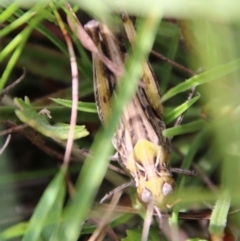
84;14;197;240
85;15;176;214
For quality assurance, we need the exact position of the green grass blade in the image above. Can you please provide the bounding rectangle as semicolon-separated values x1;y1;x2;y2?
22;167;66;241
50;98;97;113
209;191;231;236
0;8;37;37
162;58;240;101
165;95;200;124
164;120;206;137
0;1;18;23
0;8;47;90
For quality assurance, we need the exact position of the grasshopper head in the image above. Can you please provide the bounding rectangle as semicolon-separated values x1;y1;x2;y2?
137;176;176;210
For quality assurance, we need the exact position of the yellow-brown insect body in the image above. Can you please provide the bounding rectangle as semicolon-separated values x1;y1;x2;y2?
115;101;176;209
85;19;175;210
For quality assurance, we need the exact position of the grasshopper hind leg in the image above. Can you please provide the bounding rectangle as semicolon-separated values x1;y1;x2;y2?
99;180;134;204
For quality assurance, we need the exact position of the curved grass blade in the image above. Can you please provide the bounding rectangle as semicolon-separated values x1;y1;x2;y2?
22;167;66;241
50;98;97;113
0;1;18;23
162;58;240;101
209;191;231;238
164;120;206;137
165;95;200;124
0;2;48;90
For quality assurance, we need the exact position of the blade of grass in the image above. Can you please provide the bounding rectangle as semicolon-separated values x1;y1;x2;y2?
164;120;206;137
0;1;19;23
162;58;240;101
22;167;66;241
50;98;97;113
0;2;49;90
165;95;199;124
209;191;231;237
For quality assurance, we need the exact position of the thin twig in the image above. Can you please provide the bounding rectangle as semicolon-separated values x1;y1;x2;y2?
151;50;195;76
6;121;75;162
66;5;123;77
0;134;11;155
88;192;122;241
0;123;27;136
52;3;79;167
173;86;197;128
141;204;154;241
94;203;213;220
0;69;26;100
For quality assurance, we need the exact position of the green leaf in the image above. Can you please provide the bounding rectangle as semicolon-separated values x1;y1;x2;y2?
122;230;142;241
0;2;49;90
50;98;97;113
162;58;240;101
209;191;231;235
0;1;18;23
22;167;66;241
165;95;200;124
14;97;89;140
1;222;28;240
122;229;159;241
164;120;206;137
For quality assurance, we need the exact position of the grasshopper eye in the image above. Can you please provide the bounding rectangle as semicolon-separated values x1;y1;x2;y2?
141;188;152;203
162;182;173;196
